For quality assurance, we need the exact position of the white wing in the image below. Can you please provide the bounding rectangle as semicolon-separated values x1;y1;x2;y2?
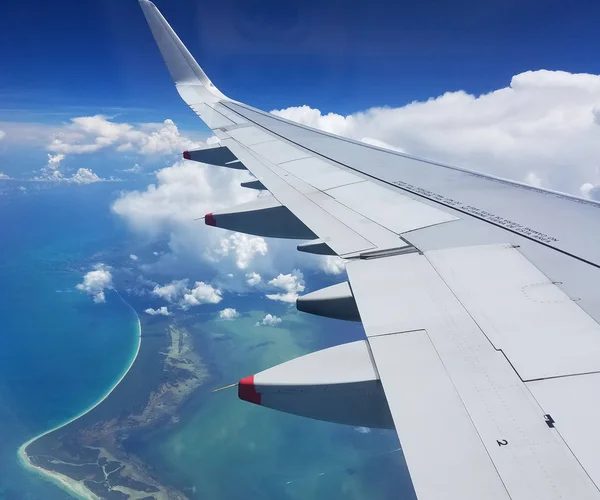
139;2;600;498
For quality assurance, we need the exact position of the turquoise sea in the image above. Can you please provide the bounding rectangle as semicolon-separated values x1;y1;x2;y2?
0;180;415;499
0;182;140;499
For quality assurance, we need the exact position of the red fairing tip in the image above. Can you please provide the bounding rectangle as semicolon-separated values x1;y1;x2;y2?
238;375;261;405
183;150;191;160
205;213;217;226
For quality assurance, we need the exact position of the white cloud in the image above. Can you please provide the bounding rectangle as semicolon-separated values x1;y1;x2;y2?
47;115;206;156
130;254;139;261
112;160;272;274
219;307;239;320
580;182;600;200
354;426;371;434
35;153;105;184
144;306;171;316
0;130;5;140
36;153;66;182
524;172;544;188
124;164;141;173
209;233;268;269
151;278;222;308
0;172;11;180
152;279;190;303
319;256;346;275
255;313;282;327
581;182;594;198
182;281;222;307
76;263;113;303
245;272;262;286
70;168;102;184
271;70;600;198
266;270;305;303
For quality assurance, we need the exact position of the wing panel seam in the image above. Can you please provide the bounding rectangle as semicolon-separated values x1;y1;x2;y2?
221;101;600;271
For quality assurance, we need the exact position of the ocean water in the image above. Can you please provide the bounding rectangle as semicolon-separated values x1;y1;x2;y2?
0;183;140;499
132;309;415;500
0;180;415;499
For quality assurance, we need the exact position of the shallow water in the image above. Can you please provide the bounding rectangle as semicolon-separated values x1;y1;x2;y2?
0;183;140;499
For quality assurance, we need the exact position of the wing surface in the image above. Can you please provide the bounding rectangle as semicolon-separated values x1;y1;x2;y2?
139;2;600;498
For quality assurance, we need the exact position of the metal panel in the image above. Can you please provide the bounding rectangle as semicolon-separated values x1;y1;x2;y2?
369;330;509;500
211;197;316;240
213;102;249;124
257;340;377;386
528;374;600;489
426;244;600;380
280;157;362;190
222;138;376;255
227;126;275;146
327;181;457;235
189;103;236;129
249;340;393;429
296;282;360;321
184;145;239;167
305;190;407;254
250;140;310;164
349;253;600;500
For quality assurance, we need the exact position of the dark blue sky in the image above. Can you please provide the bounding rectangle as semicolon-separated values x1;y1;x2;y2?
2;0;600;126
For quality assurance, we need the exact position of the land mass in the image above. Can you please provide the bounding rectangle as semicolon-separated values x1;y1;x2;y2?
22;322;207;500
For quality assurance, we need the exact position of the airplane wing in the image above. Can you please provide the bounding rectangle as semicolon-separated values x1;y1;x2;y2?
139;1;600;498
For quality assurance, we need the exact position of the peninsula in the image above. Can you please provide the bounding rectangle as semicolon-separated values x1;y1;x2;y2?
20;321;207;500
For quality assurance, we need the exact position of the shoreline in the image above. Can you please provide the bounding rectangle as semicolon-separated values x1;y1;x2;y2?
17;293;143;500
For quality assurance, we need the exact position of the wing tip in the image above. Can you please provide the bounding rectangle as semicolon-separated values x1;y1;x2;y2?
138;0;227;100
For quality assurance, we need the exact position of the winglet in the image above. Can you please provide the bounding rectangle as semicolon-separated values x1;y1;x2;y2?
138;0;226;100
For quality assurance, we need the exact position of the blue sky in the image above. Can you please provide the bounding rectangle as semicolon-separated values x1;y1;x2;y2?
2;0;600;126
2;1;600;211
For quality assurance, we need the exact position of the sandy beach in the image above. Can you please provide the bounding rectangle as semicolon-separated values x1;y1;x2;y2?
17;299;142;500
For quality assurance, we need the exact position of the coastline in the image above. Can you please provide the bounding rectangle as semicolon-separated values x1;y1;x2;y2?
17;293;143;500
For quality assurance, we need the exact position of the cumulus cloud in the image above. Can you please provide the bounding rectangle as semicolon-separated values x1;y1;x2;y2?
219;307;239;320
124;164;141;173
112;160;272;273
144;306;171;316
271;70;600;197
580;182;600;200
35;153;105;184
255;313;282;327
76;263;113;303
36;153;66;182
152;279;189;303
130;254;139;261
71;168;102;184
266;270;305;303
152;278;222;309
47;115;205;156
319;256;346;275
182;281;223;307
245;272;262;286
209;233;268;269
0;172;11;180
111;69;600;281
524;172;544;188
